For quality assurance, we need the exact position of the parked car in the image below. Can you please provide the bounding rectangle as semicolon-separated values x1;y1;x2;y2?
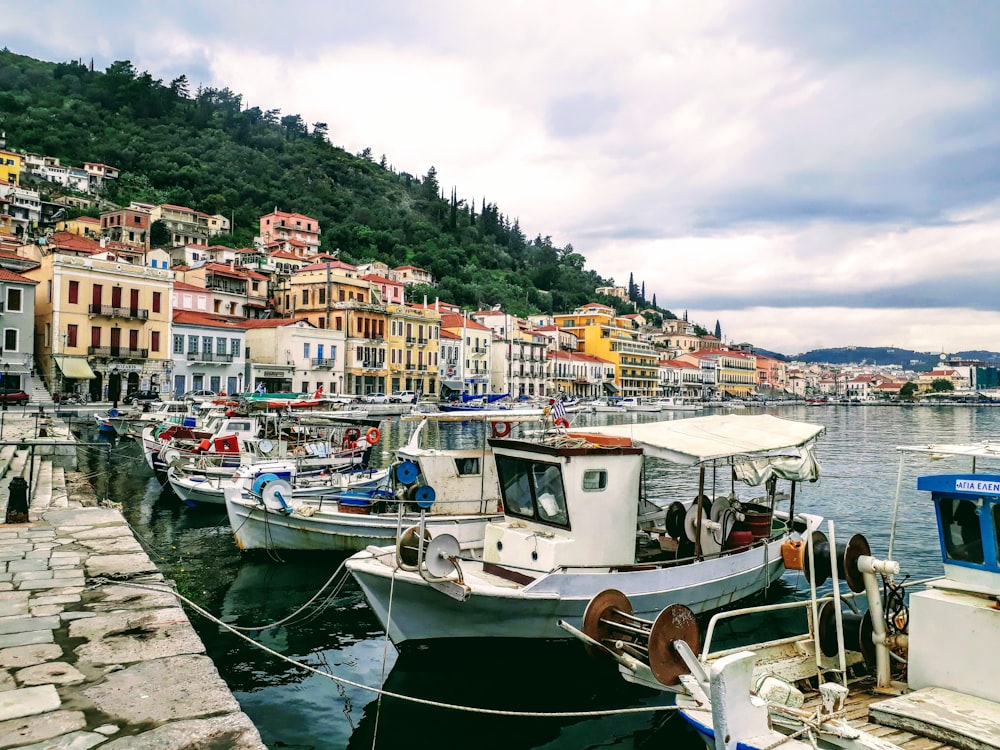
123;390;162;406
390;390;417;403
363;392;389;404
182;389;218;403
0;390;30;405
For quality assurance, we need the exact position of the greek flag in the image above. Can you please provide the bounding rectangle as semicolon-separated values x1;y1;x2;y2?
552;397;568;423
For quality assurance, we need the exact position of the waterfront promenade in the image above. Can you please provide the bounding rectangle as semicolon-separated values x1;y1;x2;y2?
0;410;266;749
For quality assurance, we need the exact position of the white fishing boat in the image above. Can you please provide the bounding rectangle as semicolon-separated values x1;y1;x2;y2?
620;396;662;412
653;396;703;412
107;400;199;438
345;413;826;649
567;442;1000;750
224;419;504;552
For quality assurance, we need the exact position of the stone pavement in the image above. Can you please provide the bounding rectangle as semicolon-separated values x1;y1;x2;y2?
0;413;266;750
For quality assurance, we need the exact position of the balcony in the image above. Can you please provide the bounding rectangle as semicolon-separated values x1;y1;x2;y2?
417;337;428;345
359;361;384;371
88;346;148;359
311;358;337;368
88;304;150;321
186;352;234;363
405;336;417;344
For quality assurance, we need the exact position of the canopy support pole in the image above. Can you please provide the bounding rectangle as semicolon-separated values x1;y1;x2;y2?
695;464;706;558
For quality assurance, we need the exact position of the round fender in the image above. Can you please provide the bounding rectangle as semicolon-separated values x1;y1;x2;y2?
365;427;381;445
554;417;570;429
491;421;512;438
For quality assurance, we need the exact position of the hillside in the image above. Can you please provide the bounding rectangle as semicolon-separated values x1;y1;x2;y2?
792;347;1000;369
0;50;674;319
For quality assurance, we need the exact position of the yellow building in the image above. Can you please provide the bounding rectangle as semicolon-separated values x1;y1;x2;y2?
26;251;174;401
387;303;441;397
679;349;757;398
55;216;102;238
0;150;22;185
275;261;389;395
554;303;659;397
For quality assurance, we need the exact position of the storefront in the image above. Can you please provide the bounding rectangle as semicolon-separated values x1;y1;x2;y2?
250;363;295;394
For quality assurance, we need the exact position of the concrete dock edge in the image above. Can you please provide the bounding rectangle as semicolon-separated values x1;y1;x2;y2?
0;416;267;750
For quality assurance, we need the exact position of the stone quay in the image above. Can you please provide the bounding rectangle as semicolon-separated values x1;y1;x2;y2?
0;411;266;749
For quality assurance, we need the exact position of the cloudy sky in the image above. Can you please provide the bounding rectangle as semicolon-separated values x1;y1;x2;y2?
5;1;1000;355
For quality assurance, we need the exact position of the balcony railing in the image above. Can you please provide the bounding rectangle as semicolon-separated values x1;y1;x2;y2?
359;361;385;371
405;336;417;343
311;358;336;368
417;337;428;345
88;304;149;321
186;352;234;363
88;346;148;358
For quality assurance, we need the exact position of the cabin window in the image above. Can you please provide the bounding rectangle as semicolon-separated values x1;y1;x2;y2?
495;455;569;529
454;457;480;476
939;497;984;564
993;505;1000;566
582;470;608;491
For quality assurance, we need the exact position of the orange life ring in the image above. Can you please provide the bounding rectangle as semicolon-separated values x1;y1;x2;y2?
492;421;512;438
554;417;570;429
345;427;361;441
365;427;381;445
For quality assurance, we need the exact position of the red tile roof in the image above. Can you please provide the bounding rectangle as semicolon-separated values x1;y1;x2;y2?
173;281;208;292
0;269;39;284
441;314;491;332
298;260;357;272
239;317;315;329
360;273;399;285
440;329;461;339
172;311;249;329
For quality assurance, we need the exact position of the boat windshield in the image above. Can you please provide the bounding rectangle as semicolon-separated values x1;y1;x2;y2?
496;455;569;528
939;496;984;564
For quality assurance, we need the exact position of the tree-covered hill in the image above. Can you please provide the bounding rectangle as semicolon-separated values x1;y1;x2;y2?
0;49;669;318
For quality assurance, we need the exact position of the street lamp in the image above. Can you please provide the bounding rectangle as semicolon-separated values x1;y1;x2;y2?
2;363;8;411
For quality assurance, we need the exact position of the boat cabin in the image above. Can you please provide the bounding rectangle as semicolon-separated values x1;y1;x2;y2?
483;437;643;572
910;473;1000;703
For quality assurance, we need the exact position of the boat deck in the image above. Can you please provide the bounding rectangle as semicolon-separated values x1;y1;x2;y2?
802;679;984;750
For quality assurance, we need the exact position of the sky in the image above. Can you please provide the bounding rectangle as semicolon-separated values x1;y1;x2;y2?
5;1;1000;355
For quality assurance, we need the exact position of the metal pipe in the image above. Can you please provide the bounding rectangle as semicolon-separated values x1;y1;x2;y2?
694;465;706;557
826;520;848;687
857;554;900;688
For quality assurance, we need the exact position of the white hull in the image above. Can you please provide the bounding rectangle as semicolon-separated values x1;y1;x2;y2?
227;495;500;552
347;537;787;645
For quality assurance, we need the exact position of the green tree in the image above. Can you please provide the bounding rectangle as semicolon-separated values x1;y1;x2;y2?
899;382;919;399
149;219;170;248
714;320;722;339
930;378;955;392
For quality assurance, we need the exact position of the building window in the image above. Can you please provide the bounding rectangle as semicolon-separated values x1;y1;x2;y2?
318;288;325;304
151;331;160;352
2;287;22;314
3;329;17;352
152;292;161;313
317;344;324;360
216;337;226;355
173;335;184;354
231;338;240;356
303;343;310;358
188;335;198;353
66;324;77;348
68;280;79;304
91;327;100;347
302;289;309;305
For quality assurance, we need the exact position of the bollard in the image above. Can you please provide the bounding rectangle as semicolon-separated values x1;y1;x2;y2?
5;476;29;523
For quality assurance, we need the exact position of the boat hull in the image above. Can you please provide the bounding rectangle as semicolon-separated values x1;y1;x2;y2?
227;496;500;552
347;537;787;646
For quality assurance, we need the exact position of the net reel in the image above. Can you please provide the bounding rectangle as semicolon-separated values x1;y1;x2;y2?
803;532;871;592
581;588;700;686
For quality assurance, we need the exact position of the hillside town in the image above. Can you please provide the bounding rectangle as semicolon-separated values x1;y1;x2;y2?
0;141;995;406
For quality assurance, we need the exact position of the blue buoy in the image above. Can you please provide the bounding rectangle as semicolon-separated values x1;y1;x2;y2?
395;460;419;486
413;485;436;509
109;408;119;417
252;473;280;495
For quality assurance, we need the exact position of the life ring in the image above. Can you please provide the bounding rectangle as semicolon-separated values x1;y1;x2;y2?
365;427;381;445
343;427;362;450
491;421;512;438
554;417;570;429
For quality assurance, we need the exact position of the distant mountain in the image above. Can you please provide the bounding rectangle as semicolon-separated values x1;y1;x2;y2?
790;347;1000;370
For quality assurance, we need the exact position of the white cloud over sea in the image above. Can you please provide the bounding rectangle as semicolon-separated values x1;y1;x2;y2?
5;0;1000;355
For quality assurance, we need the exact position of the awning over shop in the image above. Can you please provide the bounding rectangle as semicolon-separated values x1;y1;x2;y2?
54;356;97;380
0;366;30;375
441;379;464;390
603;381;620;394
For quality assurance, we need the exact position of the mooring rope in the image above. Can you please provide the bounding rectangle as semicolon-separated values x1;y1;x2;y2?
89;577;683;719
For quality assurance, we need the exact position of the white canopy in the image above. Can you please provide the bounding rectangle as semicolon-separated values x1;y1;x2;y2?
570;414;825;467
897;443;1000;459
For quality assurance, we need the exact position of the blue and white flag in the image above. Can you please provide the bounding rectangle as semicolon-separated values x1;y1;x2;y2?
552;397;568;423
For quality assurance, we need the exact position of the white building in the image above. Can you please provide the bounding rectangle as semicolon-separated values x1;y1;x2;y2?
169;311;247;398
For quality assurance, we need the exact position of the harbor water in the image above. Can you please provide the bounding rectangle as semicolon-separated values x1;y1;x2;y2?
72;405;1000;749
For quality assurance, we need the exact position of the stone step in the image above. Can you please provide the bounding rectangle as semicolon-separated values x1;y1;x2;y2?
32;460;53;511
51;466;68;508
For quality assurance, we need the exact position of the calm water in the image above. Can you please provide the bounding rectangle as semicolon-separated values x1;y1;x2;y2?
76;405;1000;750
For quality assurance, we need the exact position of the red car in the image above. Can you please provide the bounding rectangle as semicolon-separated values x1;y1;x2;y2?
0;390;30;405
